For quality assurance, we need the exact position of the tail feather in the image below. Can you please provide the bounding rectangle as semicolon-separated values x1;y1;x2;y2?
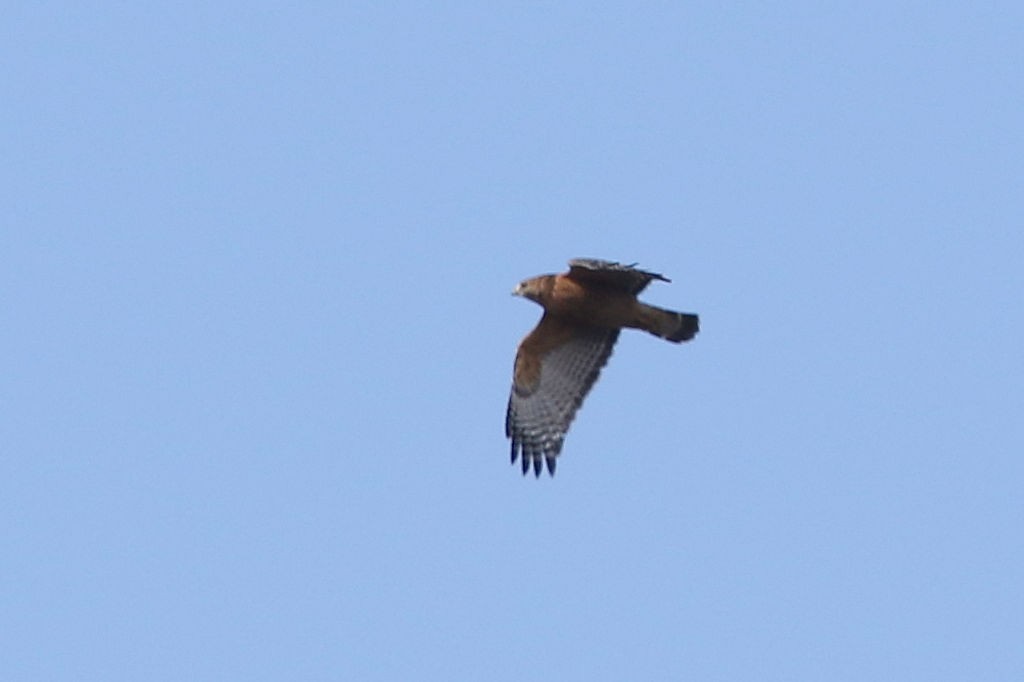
637;304;699;343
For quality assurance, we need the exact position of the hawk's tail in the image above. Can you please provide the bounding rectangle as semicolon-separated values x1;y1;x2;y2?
637;304;699;343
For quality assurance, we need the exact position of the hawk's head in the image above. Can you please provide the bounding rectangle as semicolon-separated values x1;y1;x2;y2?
512;277;549;305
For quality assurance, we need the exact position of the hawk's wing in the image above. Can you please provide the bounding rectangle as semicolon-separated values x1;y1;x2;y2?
506;313;619;476
566;258;669;295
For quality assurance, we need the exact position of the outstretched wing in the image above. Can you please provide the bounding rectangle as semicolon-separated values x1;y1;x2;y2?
506;314;619;477
566;258;669;295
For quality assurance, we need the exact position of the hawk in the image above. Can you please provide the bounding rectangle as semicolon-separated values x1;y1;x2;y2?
506;258;699;476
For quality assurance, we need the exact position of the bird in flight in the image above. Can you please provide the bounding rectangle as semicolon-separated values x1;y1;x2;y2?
506;258;699;477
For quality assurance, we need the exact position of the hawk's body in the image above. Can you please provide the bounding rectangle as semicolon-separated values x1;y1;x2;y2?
506;258;699;476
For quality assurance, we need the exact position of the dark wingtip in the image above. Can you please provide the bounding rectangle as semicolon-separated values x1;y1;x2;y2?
532;456;542;477
545;456;557;476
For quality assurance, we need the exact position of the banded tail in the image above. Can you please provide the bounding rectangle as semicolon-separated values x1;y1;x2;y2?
637;304;700;343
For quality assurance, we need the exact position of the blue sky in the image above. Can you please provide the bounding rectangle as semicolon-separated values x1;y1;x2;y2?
3;3;1022;680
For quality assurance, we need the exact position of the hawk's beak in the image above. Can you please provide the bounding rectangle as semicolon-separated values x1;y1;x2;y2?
511;283;523;296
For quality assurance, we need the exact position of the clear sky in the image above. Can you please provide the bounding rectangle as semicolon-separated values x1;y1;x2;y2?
3;3;1022;680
